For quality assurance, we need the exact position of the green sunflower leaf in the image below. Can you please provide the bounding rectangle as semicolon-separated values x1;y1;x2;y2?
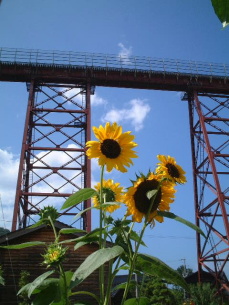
31;279;60;305
73;235;104;250
71;291;100;304
73;206;94;220
146;189;158;200
27;219;44;229
124;297;151;305
59;228;106;245
112;281;136;292
0;241;45;249
129;230;146;247
0;275;4;286
115;234;132;255
61;188;97;210
17;271;55;298
59;228;86;235
135;253;189;291
211;0;229;28
74;241;90;251
57;271;73;303
157;211;206;238
70;245;124;289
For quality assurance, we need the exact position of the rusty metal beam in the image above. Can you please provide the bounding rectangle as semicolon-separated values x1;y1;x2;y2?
1;62;229;94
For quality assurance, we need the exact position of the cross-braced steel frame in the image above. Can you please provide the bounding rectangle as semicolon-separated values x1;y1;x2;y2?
187;91;229;292
12;81;92;231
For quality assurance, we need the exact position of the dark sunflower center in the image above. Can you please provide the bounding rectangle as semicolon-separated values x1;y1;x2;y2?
101;139;121;159
166;163;180;178
133;179;162;214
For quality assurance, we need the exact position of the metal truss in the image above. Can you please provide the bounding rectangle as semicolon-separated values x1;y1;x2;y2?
12;81;92;231
188;91;229;291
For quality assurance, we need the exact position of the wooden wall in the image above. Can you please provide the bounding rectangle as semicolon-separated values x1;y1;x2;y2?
0;225;105;304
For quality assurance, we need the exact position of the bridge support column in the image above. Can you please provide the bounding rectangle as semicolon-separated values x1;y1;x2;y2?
12;82;93;231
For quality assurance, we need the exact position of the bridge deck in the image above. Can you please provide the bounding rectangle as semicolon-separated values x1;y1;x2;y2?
0;47;229;94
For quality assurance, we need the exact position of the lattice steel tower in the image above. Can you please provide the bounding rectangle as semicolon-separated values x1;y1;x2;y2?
186;91;229;291
0;47;228;294
12;81;93;231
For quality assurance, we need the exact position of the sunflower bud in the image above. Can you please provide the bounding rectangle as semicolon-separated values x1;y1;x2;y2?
39;206;59;225
42;243;67;268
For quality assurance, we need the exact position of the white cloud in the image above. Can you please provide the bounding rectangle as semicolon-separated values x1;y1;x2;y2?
102;98;151;131
63;87;106;107
118;42;132;58
118;43;133;67
0;145;87;229
0;149;19;228
91;92;107;106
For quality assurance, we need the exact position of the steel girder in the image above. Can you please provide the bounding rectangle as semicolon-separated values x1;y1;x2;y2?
188;91;229;292
12;81;92;231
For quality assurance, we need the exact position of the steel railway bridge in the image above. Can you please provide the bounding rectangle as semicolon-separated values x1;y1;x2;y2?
0;47;229;293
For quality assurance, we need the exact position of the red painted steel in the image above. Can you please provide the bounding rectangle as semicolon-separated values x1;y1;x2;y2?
1;62;229;94
187;91;229;292
12;83;92;232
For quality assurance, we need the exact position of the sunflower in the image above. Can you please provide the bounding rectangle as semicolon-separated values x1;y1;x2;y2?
124;173;176;223
42;243;67;268
93;179;124;213
156;155;187;184
86;122;137;173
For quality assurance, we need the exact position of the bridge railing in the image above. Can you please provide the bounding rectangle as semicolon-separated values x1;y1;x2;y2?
0;47;228;78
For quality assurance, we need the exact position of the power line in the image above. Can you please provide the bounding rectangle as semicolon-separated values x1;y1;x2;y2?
146;234;195;240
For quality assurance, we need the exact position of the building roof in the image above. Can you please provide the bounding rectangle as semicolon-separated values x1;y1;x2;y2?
0;220;84;245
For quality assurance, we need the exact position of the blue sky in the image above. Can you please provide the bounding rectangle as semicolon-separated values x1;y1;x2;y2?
0;0;228;275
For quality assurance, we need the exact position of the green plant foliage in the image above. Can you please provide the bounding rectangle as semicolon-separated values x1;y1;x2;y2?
0;275;4;286
32;279;61;305
3;124;205;305
0;227;10;236
135;253;190;292
124;297;151;305
59;228;86;235
189;283;221;305
18;270;31;305
61;188;97;210
0;241;46;249
141;276;178;305
70;245;124;288
211;0;229;28
0;265;4;286
157;211;206;238
18;270;55;298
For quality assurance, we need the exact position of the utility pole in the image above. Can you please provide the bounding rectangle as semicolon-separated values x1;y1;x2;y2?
180;258;187;277
180;258;187;299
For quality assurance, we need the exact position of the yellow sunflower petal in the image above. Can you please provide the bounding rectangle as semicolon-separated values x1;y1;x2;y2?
85;122;138;173
124;172;176;225
156;154;186;184
92;179;123;213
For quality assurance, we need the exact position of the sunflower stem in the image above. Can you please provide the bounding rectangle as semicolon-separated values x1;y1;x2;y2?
99;165;105;304
121;225;134;261
103;258;114;305
59;263;70;305
48;215;58;242
71;291;100;304
121;186;161;305
121;221;147;305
